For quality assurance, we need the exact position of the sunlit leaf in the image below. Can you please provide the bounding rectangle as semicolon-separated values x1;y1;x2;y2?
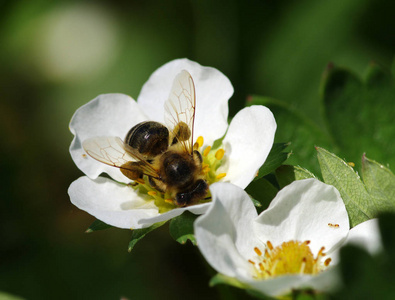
362;155;395;212
316;147;373;227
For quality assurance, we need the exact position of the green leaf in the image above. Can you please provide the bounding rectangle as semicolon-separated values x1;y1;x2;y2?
128;221;166;252
246;177;278;213
0;292;25;300
169;211;197;245
321;63;395;171
85;219;112;233
210;274;248;289
362;155;395;212
249;196;262;208
254;142;290;180
275;165;316;189
365;61;394;87
316;147;373;227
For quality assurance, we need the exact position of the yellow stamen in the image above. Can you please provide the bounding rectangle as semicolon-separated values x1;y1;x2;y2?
196;136;204;148
202;164;210;174
348;162;355;167
215;149;225;160
267;241;274;250
317;246;325;258
254;247;262;256
259;263;264;271
165;199;173;204
300;257;307;274
324;258;332;266
203;146;211;156
249;240;330;279
248;260;255;265
148;191;157;196
216;173;226;180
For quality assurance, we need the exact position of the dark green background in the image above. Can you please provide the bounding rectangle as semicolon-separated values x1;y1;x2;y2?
1;0;393;299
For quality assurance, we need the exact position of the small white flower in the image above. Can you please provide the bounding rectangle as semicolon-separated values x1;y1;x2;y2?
194;179;381;297
68;58;276;229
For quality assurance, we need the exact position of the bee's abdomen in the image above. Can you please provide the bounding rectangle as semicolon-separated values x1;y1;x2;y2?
125;121;169;158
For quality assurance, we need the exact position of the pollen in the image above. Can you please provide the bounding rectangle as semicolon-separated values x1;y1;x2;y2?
196;136;204;148
164;199;174;204
249;240;331;280
148;191;157;196
215;149;225;160
216;173;226;180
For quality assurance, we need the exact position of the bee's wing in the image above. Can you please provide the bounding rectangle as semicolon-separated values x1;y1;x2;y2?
82;136;159;178
164;70;196;154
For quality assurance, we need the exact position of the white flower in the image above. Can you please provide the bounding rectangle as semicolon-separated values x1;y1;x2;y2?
194;179;381;297
68;58;276;229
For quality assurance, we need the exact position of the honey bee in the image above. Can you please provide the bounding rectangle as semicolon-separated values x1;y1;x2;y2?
82;70;208;207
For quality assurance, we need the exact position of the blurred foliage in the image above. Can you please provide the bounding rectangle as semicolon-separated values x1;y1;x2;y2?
0;0;394;299
249;61;394;175
329;213;395;300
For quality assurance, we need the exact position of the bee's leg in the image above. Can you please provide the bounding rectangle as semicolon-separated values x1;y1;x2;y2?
148;176;166;193
120;161;145;181
171;121;191;145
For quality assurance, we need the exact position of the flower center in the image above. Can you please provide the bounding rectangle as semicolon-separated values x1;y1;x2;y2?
193;136;227;185
130;135;226;213
248;240;332;279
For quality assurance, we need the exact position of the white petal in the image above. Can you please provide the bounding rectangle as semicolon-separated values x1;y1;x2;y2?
218;106;276;188
194;183;260;278
138;202;211;225
137;58;233;146
68;176;158;229
246;275;313;297
69;94;148;182
305;266;342;293
345;218;382;255
245;267;340;297
254;179;349;256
